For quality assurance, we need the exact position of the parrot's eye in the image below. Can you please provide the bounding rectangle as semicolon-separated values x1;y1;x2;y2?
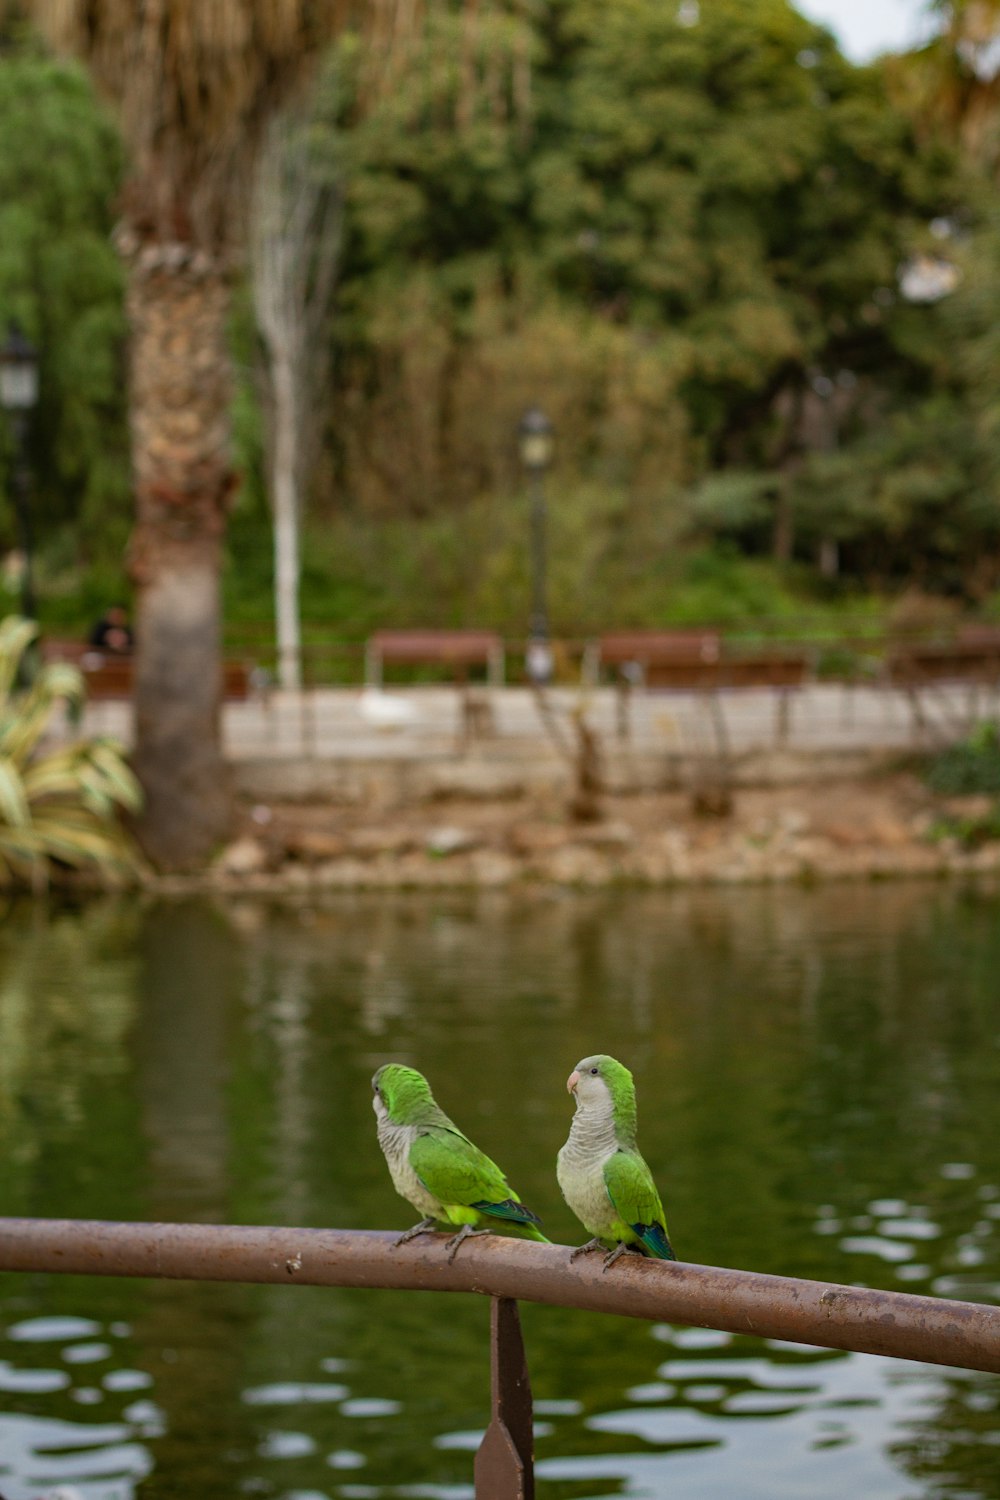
590;1067;599;1075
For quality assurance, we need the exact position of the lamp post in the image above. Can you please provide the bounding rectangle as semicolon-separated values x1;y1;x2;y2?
0;322;40;619
518;406;554;684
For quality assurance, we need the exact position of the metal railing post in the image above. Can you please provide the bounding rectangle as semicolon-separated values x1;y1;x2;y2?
475;1296;534;1500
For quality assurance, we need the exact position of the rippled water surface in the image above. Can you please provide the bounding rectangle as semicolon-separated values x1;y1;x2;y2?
1;883;1000;1499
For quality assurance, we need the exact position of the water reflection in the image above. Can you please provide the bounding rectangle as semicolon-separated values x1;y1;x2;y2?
0;1312;158;1499
0;883;999;1498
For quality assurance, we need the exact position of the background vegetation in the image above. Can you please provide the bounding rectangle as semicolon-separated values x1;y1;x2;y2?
3;0;1000;639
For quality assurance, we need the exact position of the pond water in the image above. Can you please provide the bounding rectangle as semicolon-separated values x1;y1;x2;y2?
1;883;999;1500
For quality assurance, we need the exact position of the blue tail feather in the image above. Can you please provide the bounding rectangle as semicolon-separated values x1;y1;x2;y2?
633;1221;677;1260
473;1197;543;1227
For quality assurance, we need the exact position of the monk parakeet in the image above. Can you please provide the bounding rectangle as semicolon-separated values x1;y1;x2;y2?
557;1053;676;1270
372;1064;549;1260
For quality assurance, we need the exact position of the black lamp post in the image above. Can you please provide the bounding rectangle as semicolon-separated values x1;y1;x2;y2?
518;406;554;683
0;322;40;619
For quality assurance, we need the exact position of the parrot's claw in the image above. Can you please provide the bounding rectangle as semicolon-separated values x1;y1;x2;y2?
393;1218;439;1248
443;1224;490;1262
602;1242;639;1272
569;1238;606;1262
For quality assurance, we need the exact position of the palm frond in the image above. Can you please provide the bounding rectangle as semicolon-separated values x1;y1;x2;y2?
28;0;425;246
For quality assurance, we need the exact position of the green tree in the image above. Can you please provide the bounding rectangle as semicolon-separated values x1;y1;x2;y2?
0;49;128;562
891;0;1000;177
321;0;956;557
25;0;425;871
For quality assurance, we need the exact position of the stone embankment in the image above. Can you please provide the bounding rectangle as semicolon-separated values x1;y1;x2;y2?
153;776;1000;894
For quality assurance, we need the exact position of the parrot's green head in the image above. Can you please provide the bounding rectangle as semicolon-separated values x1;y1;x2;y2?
372;1063;436;1125
566;1053;638;1136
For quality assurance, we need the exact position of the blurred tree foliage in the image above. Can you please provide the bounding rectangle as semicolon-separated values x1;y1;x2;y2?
6;0;1000;627
291;0;998;604
0;40;128;574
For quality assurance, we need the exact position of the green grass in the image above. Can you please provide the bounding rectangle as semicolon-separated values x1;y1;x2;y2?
219;504;895;641
24;498;943;662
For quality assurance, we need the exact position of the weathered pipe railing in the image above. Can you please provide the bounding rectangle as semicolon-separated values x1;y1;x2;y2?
2;1220;999;1499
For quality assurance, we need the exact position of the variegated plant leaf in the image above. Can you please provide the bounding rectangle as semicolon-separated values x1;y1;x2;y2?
0;759;30;829
0;617;39;703
0;614;143;886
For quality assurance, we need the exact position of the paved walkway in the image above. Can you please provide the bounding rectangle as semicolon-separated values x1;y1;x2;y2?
77;681;997;762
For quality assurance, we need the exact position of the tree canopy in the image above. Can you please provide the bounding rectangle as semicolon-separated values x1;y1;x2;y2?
312;0;984;594
5;0;1000;626
0;49;127;563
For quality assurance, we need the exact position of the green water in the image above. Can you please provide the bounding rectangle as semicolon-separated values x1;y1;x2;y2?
1;884;999;1499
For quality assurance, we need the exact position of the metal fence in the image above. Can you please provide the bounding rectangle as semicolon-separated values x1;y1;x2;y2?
2;1218;999;1498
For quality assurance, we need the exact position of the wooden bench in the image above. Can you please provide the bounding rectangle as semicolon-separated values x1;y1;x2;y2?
41;641;255;701
587;631;809;741
887;628;1000;687
586;630;722;688
588;631;720;740
364;629;505;688
717;649;811;742
363;629;506;745
884;628;1000;735
720;650;811;690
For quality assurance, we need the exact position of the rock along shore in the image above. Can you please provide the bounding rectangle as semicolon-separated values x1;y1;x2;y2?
149;775;1000;895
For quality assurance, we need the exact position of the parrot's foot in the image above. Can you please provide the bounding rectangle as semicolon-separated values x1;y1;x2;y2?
393;1217;439;1248
443;1224;490;1262
569;1238;607;1262
602;1242;641;1272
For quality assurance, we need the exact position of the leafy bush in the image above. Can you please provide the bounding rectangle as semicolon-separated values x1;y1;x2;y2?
927;806;1000;849
925;722;1000;796
0;617;141;886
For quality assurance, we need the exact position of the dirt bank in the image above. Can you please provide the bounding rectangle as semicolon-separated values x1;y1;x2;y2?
149;773;1000;894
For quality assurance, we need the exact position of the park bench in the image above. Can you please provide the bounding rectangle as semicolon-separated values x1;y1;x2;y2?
720;650;811;688
585;631;722;737
40;640;256;701
364;629;505;743
584;629;722;688
884;626;1000;735
718;647;811;744
586;630;809;741
364;629;505;687
886;626;1000;687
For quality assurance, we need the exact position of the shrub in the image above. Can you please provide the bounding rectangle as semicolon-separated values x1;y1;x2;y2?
924;722;1000;797
0;617;141;887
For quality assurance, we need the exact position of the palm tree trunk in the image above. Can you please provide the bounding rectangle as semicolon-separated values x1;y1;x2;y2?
124;241;236;870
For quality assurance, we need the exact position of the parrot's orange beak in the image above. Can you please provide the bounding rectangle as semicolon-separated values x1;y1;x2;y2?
567;1069;580;1094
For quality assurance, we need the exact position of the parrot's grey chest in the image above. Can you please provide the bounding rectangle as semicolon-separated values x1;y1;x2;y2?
557;1107;619;1234
376;1119;441;1216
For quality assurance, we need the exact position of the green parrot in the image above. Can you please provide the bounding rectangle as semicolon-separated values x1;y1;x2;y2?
372;1063;549;1260
557;1053;676;1270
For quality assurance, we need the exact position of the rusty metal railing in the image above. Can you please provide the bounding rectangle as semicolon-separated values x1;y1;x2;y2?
2;1219;999;1497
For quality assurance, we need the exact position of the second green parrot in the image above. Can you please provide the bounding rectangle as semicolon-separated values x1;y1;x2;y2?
557;1053;677;1269
372;1063;549;1260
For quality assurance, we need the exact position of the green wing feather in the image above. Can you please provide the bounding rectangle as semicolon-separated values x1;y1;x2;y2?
604;1150;675;1259
410;1127;541;1225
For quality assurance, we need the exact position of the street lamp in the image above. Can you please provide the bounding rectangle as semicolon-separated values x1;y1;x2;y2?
518;406;554;683
0;321;40;619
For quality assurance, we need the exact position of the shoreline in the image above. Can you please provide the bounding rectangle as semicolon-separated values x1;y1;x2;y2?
147;774;1000;895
